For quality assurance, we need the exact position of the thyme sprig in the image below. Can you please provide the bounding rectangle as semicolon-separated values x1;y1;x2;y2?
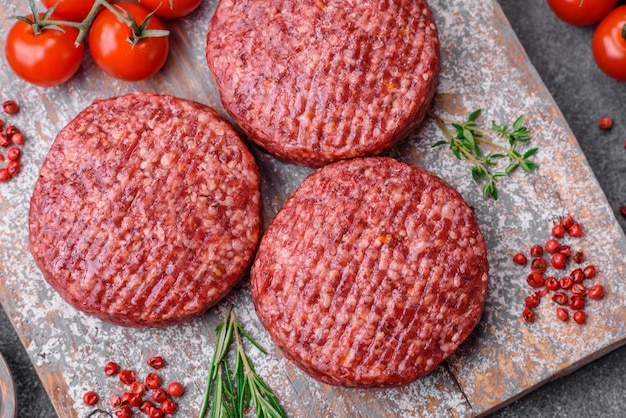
434;109;538;200
199;305;287;418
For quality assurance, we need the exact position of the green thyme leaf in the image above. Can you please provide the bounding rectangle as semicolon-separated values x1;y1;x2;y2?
468;108;482;121
505;163;519;175
434;109;538;200
523;148;538;159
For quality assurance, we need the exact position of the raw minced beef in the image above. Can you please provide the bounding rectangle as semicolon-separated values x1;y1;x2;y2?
206;0;440;167
29;91;262;327
250;157;488;387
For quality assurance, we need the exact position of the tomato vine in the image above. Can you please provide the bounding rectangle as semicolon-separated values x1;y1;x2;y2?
6;0;171;85
16;0;169;47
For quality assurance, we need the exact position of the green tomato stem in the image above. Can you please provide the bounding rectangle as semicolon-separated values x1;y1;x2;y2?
23;0;169;48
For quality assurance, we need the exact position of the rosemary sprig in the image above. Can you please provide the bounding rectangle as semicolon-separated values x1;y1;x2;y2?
199;305;287;418
434;109;538;200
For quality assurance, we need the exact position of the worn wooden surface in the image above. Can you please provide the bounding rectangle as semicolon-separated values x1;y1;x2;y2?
1;0;626;417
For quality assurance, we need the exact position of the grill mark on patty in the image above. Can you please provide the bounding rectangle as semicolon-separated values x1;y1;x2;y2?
29;92;261;327
251;157;488;386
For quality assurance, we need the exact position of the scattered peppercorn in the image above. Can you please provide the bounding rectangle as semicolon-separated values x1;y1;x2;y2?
121;391;141;407
552;292;568;305
516;215;604;325
583;264;597;279
598;116;613;130
128;393;142;407
94;357;183;416
0;103;26;183
522;308;536;323
5;125;19;138
572;251;585;263
545;276;559;291
119;369;137;385
110;394;122;408
573;311;586;325
567;222;582;237
11;132;25;146
0;169;10;183
570;268;584;283
556;307;569;321
147;356;166;370
526;271;545;288
2;100;19;115
531;257;547;273
152;388;168;403
167;381;184;397
149;407;164;418
115;405;132;418
513;253;527;266
104;361;120;377
530;244;543;257
569;295;586;311
561;215;574;229
7;147;20;161
161;399;177;414
588;284;605;300
571;283;587;296
140;400;155;413
551;253;567;269
559;276;573;290
551;224;565;238
82;391;99;406
6;160;20;177
0;134;9;148
145;372;161;390
525;294;540;308
558;245;571;257
130;381;145;396
545;239;560;254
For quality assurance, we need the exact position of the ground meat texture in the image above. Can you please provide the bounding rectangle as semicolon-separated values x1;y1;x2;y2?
250;157;488;387
29;92;262;327
206;0;439;167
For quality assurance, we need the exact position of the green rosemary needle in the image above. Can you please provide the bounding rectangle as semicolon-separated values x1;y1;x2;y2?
199;305;287;418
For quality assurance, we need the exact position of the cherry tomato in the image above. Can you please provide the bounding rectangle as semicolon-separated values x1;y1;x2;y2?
592;6;626;81
5;15;85;87
41;0;98;22
547;0;617;26
138;0;202;19
88;3;169;82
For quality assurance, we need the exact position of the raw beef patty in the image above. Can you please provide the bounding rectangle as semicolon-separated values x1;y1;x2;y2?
29;92;262;327
206;0;440;167
251;157;488;387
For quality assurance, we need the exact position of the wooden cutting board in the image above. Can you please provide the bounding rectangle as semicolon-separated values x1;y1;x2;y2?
1;0;625;417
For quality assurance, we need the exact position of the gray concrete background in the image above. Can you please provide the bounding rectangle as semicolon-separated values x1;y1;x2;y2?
2;0;626;417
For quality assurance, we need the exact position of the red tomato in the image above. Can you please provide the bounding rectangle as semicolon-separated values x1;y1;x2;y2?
41;0;98;22
547;0;617;26
5;15;85;87
88;3;169;82
592;6;626;81
138;0;202;19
